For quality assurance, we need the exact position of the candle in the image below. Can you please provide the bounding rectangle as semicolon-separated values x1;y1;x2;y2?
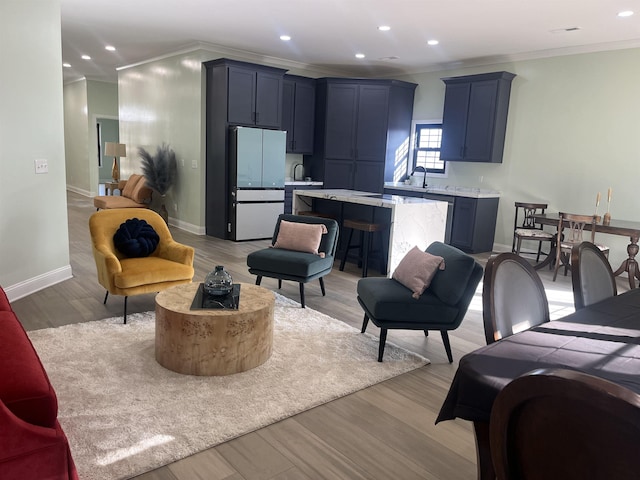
608;188;612;203
596;192;601;207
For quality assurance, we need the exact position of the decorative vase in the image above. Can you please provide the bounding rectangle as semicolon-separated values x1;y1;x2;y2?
204;266;233;297
111;157;120;182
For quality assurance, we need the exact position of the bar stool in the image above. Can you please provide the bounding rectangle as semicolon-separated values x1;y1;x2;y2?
339;219;387;277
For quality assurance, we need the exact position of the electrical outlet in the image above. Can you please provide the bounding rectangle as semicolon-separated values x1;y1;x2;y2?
191;159;197;169
181;159;185;167
34;158;48;174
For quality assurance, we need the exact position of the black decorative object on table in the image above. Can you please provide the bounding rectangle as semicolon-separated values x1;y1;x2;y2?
204;265;233;296
190;283;241;310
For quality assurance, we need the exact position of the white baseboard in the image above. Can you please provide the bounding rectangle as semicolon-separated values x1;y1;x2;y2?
5;265;73;302
67;185;94;197
168;217;206;235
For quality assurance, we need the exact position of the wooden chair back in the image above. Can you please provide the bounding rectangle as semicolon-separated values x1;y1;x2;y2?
490;368;640;480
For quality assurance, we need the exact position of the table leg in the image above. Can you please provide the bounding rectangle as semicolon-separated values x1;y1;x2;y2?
613;234;640;289
533;237;557;271
473;421;496;480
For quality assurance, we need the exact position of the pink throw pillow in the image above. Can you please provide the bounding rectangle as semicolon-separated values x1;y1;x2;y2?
272;220;328;257
393;246;446;299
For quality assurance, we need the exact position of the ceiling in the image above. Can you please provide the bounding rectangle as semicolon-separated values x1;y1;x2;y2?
61;0;640;84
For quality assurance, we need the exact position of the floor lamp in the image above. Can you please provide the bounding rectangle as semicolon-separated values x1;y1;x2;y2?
105;142;126;182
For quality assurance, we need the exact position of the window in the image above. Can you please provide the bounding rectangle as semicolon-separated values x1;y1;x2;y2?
413;123;445;175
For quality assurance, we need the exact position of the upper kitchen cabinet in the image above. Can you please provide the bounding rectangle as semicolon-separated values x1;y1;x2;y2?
207;58;287;129
308;77;416;193
440;71;515;163
282;75;316;154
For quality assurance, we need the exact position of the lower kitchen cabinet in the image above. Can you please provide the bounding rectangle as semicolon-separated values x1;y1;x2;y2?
450;197;499;253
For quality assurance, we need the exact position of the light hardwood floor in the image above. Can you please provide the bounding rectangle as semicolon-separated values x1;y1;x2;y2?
11;192;626;480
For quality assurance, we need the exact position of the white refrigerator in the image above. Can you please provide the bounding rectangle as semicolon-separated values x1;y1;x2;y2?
229;126;286;241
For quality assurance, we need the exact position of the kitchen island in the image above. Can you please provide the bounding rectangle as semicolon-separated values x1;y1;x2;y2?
293;189;447;274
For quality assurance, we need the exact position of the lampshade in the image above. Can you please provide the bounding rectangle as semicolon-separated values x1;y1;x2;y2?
105;142;126;157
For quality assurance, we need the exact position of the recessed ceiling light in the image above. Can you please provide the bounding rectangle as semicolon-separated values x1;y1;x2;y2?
105;45;116;51
378;25;391;31
427;39;439;46
280;35;291;41
81;54;91;60
63;63;71;68
355;53;365;59
618;10;634;17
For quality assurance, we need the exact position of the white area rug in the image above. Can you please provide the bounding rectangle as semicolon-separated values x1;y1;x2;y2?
29;293;428;480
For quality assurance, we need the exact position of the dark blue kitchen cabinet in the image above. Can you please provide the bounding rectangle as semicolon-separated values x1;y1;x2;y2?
308;77;416;193
204;58;287;239
441;71;515;163
282;75;315;154
450;196;499;253
224;61;285;129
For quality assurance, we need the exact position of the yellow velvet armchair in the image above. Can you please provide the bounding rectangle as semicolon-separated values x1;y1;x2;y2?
89;208;195;323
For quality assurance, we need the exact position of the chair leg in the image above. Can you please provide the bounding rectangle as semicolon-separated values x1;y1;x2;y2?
362;231;371;278
319;277;326;296
361;314;370;333
103;290;109;305
123;296;128;325
377;329;388;362
278;279;282;289
299;283;305;308
516;236;523;256
424;330;429;336
339;228;355;271
441;330;453;363
536;241;543;263
255;275;262;286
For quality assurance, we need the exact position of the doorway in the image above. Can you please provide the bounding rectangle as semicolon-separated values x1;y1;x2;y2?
97;118;119;184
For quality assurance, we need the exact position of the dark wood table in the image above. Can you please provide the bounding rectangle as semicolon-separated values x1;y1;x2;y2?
436;288;640;479
532;213;640;289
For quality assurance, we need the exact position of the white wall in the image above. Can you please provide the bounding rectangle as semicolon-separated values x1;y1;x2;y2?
0;0;71;299
399;48;640;267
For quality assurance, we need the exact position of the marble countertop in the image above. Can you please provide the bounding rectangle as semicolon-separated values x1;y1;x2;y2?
384;182;501;199
293;188;448;208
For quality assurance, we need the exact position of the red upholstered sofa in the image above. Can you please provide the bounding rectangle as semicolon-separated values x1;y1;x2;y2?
0;286;78;480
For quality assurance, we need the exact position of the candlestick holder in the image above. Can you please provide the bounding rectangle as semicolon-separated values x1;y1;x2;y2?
603;212;611;226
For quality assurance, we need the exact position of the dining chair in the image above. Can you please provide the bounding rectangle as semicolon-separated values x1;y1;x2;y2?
512;202;554;263
482;252;550;345
552;212;609;281
490;368;640;480
570;241;617;310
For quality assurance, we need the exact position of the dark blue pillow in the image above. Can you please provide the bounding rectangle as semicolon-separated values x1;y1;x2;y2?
113;218;159;258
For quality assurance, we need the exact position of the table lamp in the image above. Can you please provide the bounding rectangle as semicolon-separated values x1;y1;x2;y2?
105;142;126;182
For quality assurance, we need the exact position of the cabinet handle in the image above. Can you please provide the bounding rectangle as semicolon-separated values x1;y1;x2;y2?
255;112;259;123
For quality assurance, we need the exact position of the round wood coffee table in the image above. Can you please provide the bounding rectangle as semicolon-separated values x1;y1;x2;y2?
155;282;274;376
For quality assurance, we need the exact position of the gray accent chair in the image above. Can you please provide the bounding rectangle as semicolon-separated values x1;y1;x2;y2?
570;241;617;310
247;214;339;308
482;252;550;345
357;241;483;363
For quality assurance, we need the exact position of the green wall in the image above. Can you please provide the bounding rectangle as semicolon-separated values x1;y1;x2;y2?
399;48;640;267
0;0;71;299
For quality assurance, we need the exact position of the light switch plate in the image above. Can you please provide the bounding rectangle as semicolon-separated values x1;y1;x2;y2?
191;159;197;169
34;158;48;174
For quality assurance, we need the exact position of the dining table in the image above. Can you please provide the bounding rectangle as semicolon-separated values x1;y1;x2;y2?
436;287;640;479
531;212;640;289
